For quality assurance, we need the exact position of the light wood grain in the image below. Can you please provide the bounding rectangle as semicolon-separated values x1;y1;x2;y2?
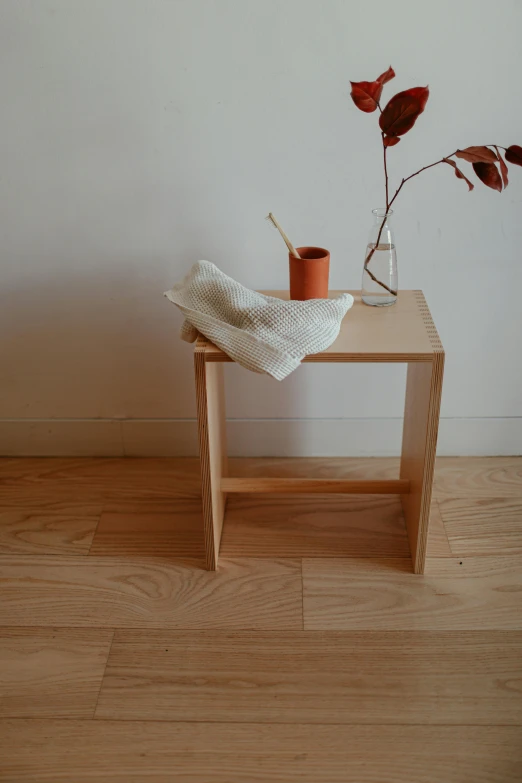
14;457;520;501
222;477;410;494
0;495;103;514
400;352;444;573
434;456;522;497
0;457;521;781
220;494;409;558
2;721;521;782
203;290;436;362
198;291;443;574
88;494;414;560
439;496;522;556
0;456;200;485
0;458;401;506
0;457;99;480
302;556;522;629
0;629;113;718
195;339;228;570
0;509;99;555
89;503;204;558
424;554;522;577
0;457;202;508
95;629;522;725
0;556;302;629
100;497;203;514
425;500;453;558
230;456;401;479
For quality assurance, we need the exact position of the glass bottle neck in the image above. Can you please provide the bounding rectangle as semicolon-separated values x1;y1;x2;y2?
372;208;393;226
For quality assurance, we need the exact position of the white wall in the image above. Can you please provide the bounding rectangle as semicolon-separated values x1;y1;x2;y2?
1;0;521;456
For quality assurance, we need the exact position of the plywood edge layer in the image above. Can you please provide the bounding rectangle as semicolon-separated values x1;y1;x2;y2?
204;349;434;364
221;478;410;494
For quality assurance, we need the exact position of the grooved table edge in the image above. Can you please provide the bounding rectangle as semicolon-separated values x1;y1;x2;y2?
204;350;436;363
199;290;444;364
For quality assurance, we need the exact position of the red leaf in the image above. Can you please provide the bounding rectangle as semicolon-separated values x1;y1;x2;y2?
455;146;498;164
494;146;508;188
377;66;395;85
350;80;383;113
383;135;400;147
443;158;474;191
505;145;522;166
379;86;429;136
472;162;502;192
403;86;430;112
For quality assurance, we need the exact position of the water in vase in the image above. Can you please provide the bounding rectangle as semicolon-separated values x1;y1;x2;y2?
361;209;398;306
362;242;398;306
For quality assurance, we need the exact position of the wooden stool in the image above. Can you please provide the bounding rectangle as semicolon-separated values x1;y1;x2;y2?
194;290;444;574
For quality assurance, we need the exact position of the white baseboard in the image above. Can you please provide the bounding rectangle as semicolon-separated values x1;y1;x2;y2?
1;417;521;457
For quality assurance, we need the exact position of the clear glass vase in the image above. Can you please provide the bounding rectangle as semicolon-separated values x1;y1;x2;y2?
362;208;398;306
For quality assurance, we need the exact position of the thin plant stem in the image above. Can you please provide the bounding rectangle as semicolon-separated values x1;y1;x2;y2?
364;149;462;296
388;155;453;209
382;133;389;209
363;217;397;296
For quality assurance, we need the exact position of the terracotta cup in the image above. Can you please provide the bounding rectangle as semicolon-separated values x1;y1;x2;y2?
289;246;330;300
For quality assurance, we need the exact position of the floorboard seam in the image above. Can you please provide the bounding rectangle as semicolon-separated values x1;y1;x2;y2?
299;558;305;630
86;512;103;556
91;630;115;718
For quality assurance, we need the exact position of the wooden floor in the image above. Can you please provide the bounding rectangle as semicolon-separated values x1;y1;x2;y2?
1;456;522;782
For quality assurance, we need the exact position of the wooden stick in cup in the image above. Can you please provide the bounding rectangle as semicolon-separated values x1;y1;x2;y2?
265;213;301;258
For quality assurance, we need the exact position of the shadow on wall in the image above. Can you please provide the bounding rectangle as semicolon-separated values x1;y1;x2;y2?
0;262;196;421
0;260;407;456
0;260;318;456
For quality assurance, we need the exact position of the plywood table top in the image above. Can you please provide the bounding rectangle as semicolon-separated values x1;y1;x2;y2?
201;289;443;364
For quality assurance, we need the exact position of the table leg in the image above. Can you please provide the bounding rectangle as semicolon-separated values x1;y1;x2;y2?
194;341;228;570
400;354;444;574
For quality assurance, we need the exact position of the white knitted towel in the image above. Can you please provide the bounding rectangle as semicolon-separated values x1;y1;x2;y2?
164;261;354;381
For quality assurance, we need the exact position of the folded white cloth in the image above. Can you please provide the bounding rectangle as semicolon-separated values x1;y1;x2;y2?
164;261;354;380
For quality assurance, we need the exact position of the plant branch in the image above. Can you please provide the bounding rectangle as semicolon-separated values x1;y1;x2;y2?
387;143;507;207
388;154;456;209
364;253;397;296
364;150;460;297
382;133;389;209
363;214;397;297
362;132;395;297
364;143;500;297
